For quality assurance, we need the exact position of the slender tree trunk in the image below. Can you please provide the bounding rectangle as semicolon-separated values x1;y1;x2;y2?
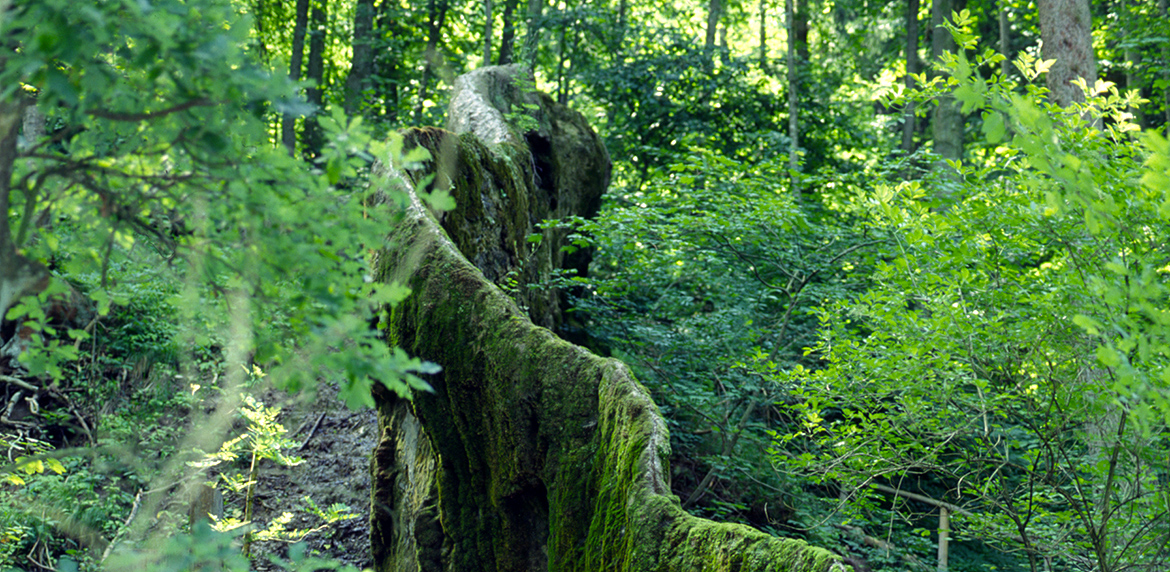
998;0;1010;77
346;0;376;115
557;8;568;103
522;0;544;63
937;507;950;572
483;0;494;67
498;0;518;64
253;0;268;61
281;0;311;154
617;0;628;50
786;0;798;194
705;0;722;62
415;0;450;121
0;96;22;318
0;98;19;262
1163;0;1170;126
1037;0;1095;107
795;0;809;66
0;92;48;326
758;0;768;70
931;0;963;163
1120;0;1145;128
373;2;399;122
302;0;328;157
902;0;920;154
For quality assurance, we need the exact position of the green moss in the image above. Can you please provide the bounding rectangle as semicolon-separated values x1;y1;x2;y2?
371;129;846;572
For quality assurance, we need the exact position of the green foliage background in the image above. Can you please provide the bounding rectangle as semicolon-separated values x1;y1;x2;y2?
2;0;1169;570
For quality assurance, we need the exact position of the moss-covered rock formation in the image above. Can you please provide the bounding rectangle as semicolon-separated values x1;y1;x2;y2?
370;66;848;572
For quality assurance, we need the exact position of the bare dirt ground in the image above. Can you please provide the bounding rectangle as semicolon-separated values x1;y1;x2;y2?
243;381;380;571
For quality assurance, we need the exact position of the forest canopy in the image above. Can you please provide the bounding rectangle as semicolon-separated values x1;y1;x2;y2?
1;0;1168;571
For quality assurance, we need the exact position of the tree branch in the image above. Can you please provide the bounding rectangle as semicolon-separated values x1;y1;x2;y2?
87;98;214;122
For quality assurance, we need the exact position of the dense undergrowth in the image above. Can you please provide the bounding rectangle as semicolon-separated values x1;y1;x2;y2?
556;18;1170;572
2;0;1169;570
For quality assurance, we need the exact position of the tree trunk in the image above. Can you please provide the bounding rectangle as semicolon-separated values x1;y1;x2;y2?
253;0;268;61
617;0;628;51
375;1;400;122
1120;0;1145;129
415;0;450;122
498;0;518;64
705;0;722;62
346;0;376;115
937;506;950;572
786;0;799;193
998;0;1009;77
795;0;809;66
1037;0;1095;107
1163;0;1170;126
522;0;544;63
0;95;48;330
368;64;849;572
556;6;569;104
302;0;328;157
931;0;963;164
281;0;311;154
902;0;920;154
483;0;494;67
759;0;768;70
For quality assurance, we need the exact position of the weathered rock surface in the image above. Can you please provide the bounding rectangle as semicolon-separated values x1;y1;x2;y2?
394;65;607;333
369;66;846;572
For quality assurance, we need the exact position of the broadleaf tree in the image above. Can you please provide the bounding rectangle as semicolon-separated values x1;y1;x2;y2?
775;15;1170;572
0;0;438;406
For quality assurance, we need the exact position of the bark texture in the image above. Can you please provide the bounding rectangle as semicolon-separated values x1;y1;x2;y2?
281;0;310;153
368;66;847;572
345;0;376;115
0;96;49;333
705;0;722;60
902;0;919;154
1037;0;1095;107
931;0;963;164
302;0;328;156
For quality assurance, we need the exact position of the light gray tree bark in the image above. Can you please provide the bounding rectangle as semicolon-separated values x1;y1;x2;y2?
483;0;494;66
1037;0;1095;107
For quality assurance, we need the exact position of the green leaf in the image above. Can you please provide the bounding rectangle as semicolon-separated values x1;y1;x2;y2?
1072;314;1102;336
983;111;1006;144
1096;345;1122;368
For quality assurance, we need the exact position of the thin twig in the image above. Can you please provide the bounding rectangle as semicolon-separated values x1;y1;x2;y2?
60;395;95;445
297;413;327;452
100;489;143;564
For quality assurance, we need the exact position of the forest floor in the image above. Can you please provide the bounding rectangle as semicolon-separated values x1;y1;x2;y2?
241;381;379;571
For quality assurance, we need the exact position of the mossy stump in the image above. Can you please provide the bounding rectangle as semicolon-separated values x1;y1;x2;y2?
369;66;847;572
